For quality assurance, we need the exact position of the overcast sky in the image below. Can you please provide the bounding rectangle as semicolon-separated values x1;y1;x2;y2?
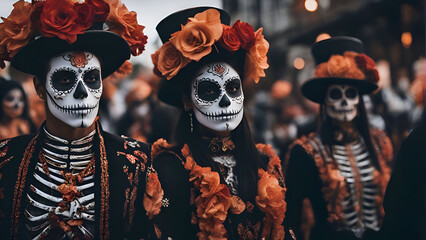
0;0;222;67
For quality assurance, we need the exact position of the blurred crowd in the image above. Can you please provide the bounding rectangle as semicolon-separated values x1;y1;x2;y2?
0;56;424;158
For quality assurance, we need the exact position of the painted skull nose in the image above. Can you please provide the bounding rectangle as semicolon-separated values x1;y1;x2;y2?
341;100;348;106
73;81;88;99
219;94;231;107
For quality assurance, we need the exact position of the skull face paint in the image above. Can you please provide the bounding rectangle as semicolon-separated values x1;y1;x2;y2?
191;62;244;132
45;51;102;128
325;84;359;122
2;89;24;119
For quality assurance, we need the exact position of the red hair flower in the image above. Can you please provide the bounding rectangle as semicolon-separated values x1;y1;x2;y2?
0;0;34;60
219;25;240;52
87;0;110;23
32;0;89;44
232;20;255;50
355;53;379;83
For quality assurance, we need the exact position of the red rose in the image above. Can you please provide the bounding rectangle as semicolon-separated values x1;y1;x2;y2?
219;25;240;52
355;53;379;83
75;3;94;30
33;0;89;44
87;0;110;23
232;20;255;50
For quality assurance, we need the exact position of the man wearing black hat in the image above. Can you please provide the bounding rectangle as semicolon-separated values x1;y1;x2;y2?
284;37;393;240
0;0;153;239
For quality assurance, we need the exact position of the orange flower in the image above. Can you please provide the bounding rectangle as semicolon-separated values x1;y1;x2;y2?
0;0;34;58
196;185;231;222
57;183;79;202
219;25;240;52
256;169;286;240
315;54;366;80
199;171;221;197
170;9;222;61
144;172;164;219
230;195;246;214
152;42;191;80
106;0;147;56
244;28;269;83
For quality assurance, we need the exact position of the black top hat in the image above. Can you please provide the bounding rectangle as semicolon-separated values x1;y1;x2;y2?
2;0;147;79
11;29;130;79
155;7;236;108
301;36;378;103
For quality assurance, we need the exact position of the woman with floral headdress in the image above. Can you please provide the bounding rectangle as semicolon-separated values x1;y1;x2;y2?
144;7;290;240
284;37;393;240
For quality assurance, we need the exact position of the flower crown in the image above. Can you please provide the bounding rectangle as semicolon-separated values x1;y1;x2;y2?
152;9;269;84
314;51;379;83
0;0;147;68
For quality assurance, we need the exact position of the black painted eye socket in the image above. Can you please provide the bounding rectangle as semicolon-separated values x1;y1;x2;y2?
51;70;77;91
197;80;221;101
329;88;342;100
83;69;101;89
345;88;358;99
225;78;242;98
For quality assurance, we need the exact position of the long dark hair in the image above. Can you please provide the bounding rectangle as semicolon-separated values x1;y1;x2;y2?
319;96;381;171
172;44;266;201
174;111;266;202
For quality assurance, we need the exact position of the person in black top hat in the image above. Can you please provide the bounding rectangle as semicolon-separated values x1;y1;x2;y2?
284;36;393;240
0;0;154;239
147;6;291;240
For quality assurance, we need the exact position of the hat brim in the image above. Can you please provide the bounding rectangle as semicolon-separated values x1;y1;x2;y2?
11;30;130;79
301;77;378;103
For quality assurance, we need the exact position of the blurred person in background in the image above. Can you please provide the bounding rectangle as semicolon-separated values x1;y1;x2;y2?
147;7;290;239
285;37;393;240
0;78;35;139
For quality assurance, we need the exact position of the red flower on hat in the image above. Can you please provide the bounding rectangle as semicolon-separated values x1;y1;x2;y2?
32;0;92;44
355;53;379;83
0;0;34;66
232;20;255;50
219;25;240;52
107;0;148;56
87;0;110;23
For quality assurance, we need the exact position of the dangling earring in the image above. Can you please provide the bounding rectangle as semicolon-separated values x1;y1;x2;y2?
189;112;194;133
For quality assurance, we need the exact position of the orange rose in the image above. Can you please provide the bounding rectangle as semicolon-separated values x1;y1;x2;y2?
144;172;164;219
152;42;191;80
106;0;147;56
33;0;90;44
58;183;79;202
324;54;366;80
199;171;221;197
256;169;286;217
0;0;34;58
219;25;240;52
170;9;222;61
244;28;269;83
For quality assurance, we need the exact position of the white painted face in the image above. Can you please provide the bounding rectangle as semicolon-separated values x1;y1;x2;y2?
3;88;24;119
325;84;359;122
45;51;102;128
191;62;244;132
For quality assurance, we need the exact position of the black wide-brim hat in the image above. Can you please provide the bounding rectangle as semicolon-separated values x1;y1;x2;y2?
301;36;378;103
156;7;234;108
11;29;131;79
